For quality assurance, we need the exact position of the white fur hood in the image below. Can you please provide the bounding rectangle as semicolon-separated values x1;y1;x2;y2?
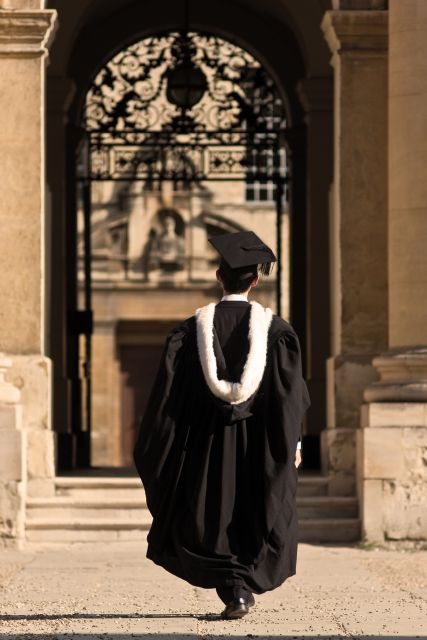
195;301;273;405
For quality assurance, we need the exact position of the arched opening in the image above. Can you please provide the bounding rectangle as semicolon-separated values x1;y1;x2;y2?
46;0;320;473
75;30;290;468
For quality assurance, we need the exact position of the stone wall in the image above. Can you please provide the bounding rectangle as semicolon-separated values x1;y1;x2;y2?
321;9;388;495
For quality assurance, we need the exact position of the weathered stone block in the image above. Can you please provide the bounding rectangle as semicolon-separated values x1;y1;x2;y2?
327;355;378;429
359;401;427;541
0;431;24;481
321;427;356;495
27;429;54;480
383;480;427;540
359;479;384;542
27;477;55;498
360;427;404;479
0;405;22;431
6;355;52;432
361;402;427;427
0;480;25;546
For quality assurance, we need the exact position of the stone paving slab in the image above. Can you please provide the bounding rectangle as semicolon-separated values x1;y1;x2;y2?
0;541;426;639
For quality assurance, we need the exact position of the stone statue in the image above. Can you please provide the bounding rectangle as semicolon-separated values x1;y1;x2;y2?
149;214;185;273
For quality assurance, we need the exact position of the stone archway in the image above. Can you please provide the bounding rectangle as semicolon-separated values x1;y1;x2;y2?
45;0;333;471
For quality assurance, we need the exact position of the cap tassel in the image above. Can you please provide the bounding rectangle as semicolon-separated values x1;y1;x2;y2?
259;262;274;276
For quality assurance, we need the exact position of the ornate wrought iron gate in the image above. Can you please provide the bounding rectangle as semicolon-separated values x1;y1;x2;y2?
76;30;289;464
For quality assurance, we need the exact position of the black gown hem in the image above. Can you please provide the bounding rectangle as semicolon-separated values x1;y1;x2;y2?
146;543;295;595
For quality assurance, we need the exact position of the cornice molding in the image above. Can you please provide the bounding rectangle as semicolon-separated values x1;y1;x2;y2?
0;9;57;58
364;346;427;403
321;10;388;59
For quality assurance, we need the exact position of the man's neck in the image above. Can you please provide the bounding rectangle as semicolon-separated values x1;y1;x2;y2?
221;292;249;302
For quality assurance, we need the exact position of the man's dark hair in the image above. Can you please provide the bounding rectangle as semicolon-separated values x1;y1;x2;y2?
218;260;258;294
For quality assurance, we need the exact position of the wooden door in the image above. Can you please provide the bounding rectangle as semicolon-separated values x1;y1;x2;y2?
120;345;164;466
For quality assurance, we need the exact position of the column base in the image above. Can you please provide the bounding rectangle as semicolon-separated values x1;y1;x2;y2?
6;355;56;501
321;427;356;495
358;402;427;542
0;357;25;546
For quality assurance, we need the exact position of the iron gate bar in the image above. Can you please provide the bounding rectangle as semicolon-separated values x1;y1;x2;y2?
81;180;92;466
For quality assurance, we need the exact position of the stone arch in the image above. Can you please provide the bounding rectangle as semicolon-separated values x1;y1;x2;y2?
46;0;332;468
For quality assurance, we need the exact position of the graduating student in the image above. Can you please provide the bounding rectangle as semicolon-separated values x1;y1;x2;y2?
133;230;310;619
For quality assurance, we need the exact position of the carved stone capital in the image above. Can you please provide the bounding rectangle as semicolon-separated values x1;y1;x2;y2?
364;346;427;402
0;9;57;58
321;10;388;60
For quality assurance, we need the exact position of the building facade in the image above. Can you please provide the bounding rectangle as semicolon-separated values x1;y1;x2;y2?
0;0;426;546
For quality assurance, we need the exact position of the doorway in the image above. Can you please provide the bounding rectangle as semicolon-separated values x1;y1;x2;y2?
72;29;291;469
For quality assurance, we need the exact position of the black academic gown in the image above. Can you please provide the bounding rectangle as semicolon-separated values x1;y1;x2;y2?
133;300;310;595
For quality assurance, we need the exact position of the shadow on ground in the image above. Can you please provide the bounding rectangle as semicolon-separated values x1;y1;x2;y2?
0;633;425;640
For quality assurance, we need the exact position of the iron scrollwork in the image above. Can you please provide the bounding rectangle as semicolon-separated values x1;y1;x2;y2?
85;31;285;134
81;31;287;184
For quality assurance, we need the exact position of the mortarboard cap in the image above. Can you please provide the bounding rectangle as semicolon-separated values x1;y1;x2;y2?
209;230;276;276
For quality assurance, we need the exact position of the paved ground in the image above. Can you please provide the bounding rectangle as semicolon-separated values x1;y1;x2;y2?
0;541;426;639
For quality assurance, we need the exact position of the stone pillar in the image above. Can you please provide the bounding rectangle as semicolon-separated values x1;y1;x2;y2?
46;76;75;453
389;0;427;347
358;0;427;542
321;10;388;494
297;78;333;460
0;356;25;547
0;9;57;517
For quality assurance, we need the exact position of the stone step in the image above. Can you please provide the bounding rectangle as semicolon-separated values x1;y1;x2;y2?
296;475;329;496
297;496;358;519
25;518;151;543
27;495;357;521
26;497;148;521
55;476;145;499
26;473;354;543
298;518;361;542
54;474;329;498
25;516;360;543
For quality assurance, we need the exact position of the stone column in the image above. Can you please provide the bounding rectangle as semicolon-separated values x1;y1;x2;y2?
359;0;427;542
389;0;427;347
0;9;57;512
297;77;333;461
321;10;388;494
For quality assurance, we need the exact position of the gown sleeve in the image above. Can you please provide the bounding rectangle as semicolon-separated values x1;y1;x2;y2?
257;326;311;546
271;329;311;454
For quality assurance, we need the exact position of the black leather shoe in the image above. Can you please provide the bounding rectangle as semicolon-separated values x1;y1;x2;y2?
221;597;250;620
247;592;255;608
